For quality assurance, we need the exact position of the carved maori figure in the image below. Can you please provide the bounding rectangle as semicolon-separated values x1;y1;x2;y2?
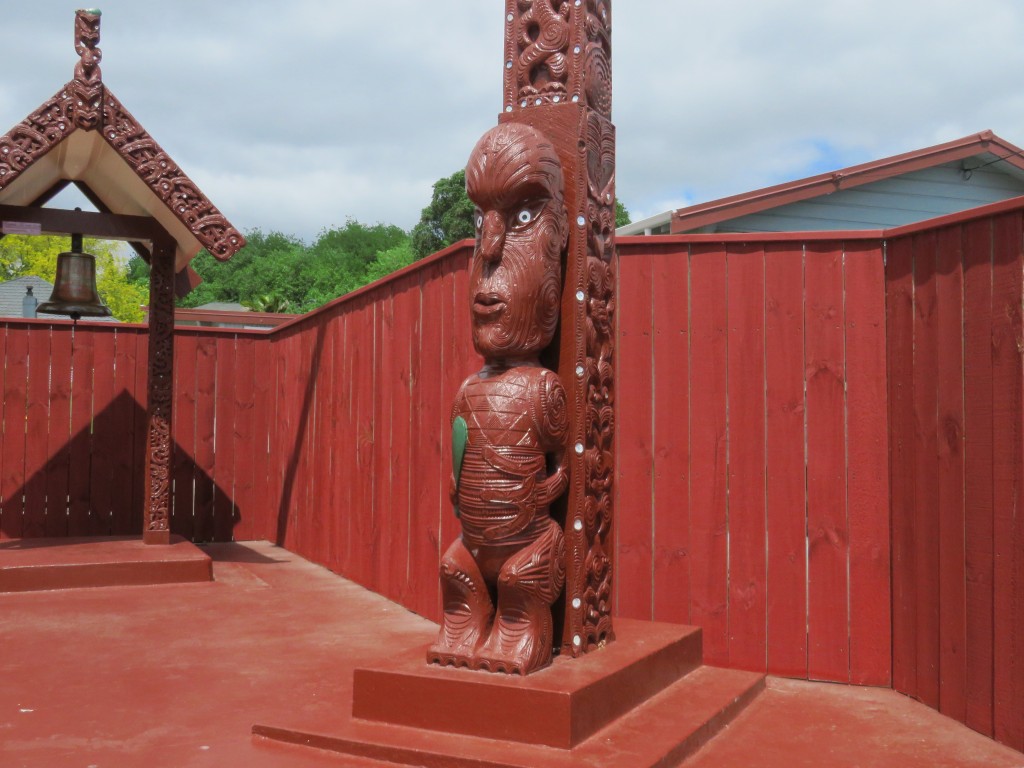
428;123;570;675
516;0;571;102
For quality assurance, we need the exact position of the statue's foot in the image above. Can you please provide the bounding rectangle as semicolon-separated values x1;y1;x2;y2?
471;609;551;675
426;642;476;669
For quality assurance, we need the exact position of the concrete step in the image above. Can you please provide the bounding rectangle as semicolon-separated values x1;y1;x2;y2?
253;663;765;768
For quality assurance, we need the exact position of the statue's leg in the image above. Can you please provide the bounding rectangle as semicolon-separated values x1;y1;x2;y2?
473;518;565;674
427;538;494;667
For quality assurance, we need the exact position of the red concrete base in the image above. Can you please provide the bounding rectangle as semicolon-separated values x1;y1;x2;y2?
253;619;766;767
0;535;212;592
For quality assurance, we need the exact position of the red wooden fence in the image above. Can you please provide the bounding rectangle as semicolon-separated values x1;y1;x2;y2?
614;235;891;687
886;206;1024;751
1;204;1022;751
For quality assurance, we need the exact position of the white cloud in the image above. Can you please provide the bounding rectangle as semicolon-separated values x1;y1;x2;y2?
3;1;1024;240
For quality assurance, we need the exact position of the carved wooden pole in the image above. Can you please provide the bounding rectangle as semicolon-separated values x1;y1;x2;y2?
502;0;616;657
143;235;176;545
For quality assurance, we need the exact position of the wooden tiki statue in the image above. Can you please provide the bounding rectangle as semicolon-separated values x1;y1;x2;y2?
429;0;615;674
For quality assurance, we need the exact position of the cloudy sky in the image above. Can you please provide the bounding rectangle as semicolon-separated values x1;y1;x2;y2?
3;1;1024;241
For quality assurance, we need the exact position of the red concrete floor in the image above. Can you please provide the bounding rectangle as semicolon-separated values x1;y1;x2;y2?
2;541;1021;768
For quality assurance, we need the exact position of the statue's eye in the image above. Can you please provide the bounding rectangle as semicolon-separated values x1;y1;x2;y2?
475;214;483;229
516;209;533;225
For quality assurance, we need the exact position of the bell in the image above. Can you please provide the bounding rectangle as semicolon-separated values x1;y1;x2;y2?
37;233;112;320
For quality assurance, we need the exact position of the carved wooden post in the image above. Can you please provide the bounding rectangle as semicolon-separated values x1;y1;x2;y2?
143;235;176;544
501;0;616;657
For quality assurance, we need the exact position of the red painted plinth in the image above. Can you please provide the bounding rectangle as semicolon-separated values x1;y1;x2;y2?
253;620;765;767
354;619;701;749
0;535;212;592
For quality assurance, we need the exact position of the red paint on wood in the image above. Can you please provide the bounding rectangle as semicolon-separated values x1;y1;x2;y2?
0;326;27;540
87;331;116;537
726;243;767;672
650;244;691;625
112;331;142;536
213;335;237;541
249;338;275;543
355;298;377;588
688;244;729;665
990;212;1024;750
437;267;462;575
804;243;849;683
615;249;654;620
22;327;52;538
67;328;96;536
887;235;918;698
912;230;941;709
44;328;72;538
230;336;256;542
961;217;995;737
171;333;198;541
764;242;808;678
192;335;217;541
409;263;443;621
388;279;417;604
935;226;967;719
844;241;891;687
373;294;396;597
129;330;149;535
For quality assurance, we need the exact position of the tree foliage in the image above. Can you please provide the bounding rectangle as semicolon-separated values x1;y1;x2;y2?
411;169;476;260
0;234;147;322
178;220;415;314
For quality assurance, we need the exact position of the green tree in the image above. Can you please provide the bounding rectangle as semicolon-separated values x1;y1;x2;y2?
411;170;476;259
616;200;631;228
0;234;147;322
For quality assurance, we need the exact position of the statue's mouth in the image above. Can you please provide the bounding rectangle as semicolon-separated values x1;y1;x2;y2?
473;292;506;319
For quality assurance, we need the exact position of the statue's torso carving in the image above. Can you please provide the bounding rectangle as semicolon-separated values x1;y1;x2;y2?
454;365;567;549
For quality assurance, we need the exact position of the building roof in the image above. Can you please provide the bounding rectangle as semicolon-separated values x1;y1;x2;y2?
0;10;245;276
618;131;1024;236
0;274;117;322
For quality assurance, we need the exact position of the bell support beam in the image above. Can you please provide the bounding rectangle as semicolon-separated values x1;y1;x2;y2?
0;203;177;544
142;233;176;544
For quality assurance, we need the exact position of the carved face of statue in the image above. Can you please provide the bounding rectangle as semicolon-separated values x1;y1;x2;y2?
465;123;567;360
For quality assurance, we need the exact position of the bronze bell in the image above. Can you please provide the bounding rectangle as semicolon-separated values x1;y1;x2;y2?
37;233;112;320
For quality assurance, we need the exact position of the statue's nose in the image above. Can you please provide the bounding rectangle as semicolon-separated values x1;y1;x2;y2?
479;210;505;263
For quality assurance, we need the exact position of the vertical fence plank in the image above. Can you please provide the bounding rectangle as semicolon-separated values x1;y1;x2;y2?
726;244;767;671
129;330;149;535
616;251;654;620
213;335;237;541
230;336;256;542
110;329;140;535
249;336;274;542
991;212;1024;750
438;267;462;578
44;328;72;538
88;331;117;536
191;335;217;541
409;263;444;621
688;244;729;665
67;328;96;536
845;241;892;686
374;294;396;597
22;326;51;538
0;326;27;539
651;244;691;625
935;226;967;718
764;242;808;678
389;281;416;604
171;333;198;541
962;217;995;736
805;242;849;683
887;235;917;697
912;230;941;709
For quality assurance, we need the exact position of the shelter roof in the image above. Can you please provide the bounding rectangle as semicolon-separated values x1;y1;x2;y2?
0;10;244;276
619;131;1024;235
